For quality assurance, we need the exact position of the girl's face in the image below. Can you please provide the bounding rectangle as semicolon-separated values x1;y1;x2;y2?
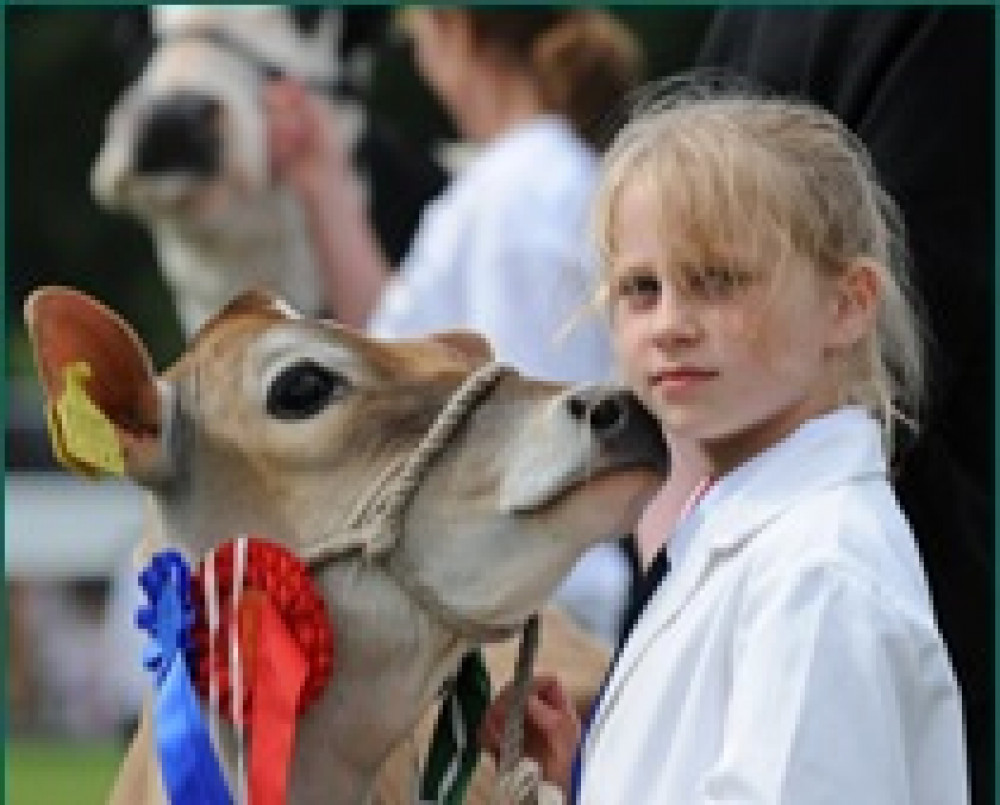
609;176;852;474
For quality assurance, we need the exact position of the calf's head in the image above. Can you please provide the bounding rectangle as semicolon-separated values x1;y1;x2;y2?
25;286;667;799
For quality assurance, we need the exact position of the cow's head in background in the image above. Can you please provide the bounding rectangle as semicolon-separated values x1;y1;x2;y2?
92;6;445;335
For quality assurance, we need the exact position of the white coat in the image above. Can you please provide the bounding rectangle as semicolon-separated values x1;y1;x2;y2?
368;114;614;385
579;407;970;804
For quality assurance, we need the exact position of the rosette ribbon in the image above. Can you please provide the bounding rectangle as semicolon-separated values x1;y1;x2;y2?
189;537;334;805
137;550;233;804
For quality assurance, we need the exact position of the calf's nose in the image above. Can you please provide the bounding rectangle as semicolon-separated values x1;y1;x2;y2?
566;387;628;439
566;386;669;474
134;91;222;176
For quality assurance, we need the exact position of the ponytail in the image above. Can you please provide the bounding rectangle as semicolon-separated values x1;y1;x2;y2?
532;11;644;150
464;9;644;150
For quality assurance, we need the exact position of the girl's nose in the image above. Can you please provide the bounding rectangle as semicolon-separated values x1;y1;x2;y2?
649;286;702;346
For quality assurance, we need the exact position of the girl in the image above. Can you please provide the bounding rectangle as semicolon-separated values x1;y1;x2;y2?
480;84;970;803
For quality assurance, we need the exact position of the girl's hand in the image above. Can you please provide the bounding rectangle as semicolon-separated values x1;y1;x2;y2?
478;674;581;794
264;78;357;209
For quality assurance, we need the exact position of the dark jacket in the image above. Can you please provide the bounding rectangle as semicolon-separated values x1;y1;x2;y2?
698;10;994;804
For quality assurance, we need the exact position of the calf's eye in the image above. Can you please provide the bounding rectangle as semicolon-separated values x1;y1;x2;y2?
266;360;349;420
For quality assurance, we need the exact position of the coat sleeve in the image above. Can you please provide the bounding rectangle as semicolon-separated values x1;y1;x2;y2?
699;560;966;804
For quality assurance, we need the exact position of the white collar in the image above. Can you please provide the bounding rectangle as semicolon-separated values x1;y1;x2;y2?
665;407;888;571
688;406;887;556
589;407;889;740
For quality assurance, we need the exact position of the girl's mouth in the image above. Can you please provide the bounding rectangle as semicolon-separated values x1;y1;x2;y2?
649;368;719;393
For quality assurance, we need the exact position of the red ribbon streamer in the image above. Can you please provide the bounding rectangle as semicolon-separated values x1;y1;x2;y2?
187;537;336;804
248;596;308;805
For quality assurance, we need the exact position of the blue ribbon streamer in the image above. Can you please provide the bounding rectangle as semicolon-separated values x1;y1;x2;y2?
155;654;234;804
138;550;233;805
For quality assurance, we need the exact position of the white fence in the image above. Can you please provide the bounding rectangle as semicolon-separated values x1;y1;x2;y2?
5;471;145;577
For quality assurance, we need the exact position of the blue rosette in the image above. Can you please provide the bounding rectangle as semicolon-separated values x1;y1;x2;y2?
137;550;233;805
137;551;196;683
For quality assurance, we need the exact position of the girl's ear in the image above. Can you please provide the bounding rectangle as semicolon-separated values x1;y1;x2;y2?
827;260;880;349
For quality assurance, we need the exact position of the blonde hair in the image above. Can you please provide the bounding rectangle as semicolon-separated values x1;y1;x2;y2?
592;78;926;451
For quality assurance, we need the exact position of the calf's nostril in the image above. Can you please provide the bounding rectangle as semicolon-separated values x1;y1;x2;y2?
567;395;588;422
589;396;626;435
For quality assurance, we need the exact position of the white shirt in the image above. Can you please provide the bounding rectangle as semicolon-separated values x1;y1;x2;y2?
370;116;628;645
580;408;970;803
369;115;614;384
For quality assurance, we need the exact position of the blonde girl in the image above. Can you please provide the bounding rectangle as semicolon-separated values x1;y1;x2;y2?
480;82;969;804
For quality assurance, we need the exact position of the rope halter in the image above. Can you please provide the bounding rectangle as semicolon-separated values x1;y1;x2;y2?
301;359;548;800
153;26;366;100
301;360;523;640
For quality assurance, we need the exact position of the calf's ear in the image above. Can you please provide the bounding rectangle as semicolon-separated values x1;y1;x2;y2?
24;286;169;482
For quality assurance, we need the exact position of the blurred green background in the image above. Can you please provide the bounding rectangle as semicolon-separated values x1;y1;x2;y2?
7;742;122;804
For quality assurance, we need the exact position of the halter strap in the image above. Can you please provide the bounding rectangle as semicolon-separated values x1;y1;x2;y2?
302;361;523;641
154;28;365;100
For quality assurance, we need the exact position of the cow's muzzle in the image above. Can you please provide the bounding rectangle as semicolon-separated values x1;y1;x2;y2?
134;90;222;177
565;386;669;475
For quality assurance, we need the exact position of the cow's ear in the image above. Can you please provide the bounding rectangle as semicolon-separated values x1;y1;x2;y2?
215;288;289;320
431;330;495;365
341;8;390;56
109;9;154;76
288;7;325;35
24;286;169;482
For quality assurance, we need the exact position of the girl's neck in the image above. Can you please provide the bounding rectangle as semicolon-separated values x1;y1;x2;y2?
636;399;842;567
702;396;842;479
635;436;713;567
459;65;546;142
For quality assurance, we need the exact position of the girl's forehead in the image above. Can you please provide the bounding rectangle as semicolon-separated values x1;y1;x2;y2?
612;157;796;273
613;179;746;262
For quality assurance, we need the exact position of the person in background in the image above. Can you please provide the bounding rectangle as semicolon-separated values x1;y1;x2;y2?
265;8;648;646
479;82;969;804
696;12;993;801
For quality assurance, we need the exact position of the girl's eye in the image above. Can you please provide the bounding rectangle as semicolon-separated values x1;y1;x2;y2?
684;266;755;299
614;272;661;312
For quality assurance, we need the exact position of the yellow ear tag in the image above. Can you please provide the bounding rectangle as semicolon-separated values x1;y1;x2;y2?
45;361;125;477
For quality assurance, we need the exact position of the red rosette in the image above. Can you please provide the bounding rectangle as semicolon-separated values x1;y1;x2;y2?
188;537;334;723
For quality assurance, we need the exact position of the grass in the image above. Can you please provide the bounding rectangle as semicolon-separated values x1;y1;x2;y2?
6;740;124;805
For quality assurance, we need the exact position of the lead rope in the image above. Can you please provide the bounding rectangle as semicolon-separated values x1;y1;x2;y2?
491;613;542;805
